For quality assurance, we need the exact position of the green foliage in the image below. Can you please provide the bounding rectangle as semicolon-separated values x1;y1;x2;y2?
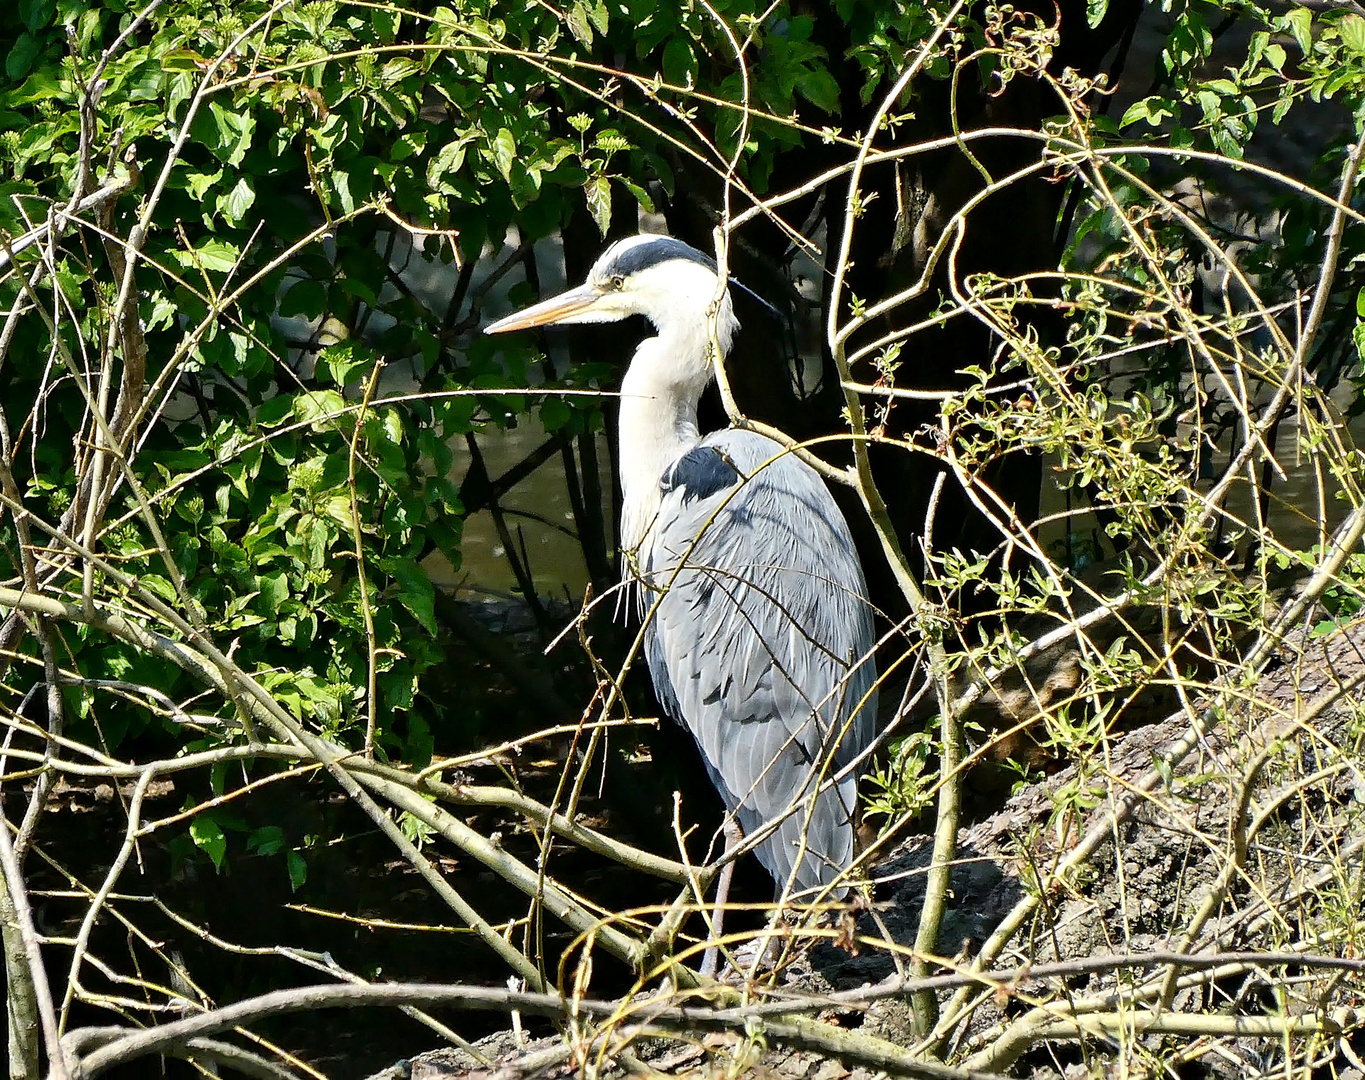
1276;547;1365;635
0;0;985;880
189;811;228;871
862;730;935;829
2;1;1364;1067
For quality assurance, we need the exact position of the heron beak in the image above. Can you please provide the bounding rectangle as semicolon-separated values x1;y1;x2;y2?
483;284;605;334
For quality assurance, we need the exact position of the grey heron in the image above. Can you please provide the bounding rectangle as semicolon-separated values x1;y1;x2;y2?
485;234;877;902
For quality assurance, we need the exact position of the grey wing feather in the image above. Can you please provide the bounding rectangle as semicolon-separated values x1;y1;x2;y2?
638;430;877;894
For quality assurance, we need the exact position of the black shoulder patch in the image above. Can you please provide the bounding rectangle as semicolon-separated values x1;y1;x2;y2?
603;237;716;279
662;446;740;504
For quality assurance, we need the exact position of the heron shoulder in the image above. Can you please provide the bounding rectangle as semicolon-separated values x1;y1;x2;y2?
657;428;826;522
660;444;740;505
688;428;832;504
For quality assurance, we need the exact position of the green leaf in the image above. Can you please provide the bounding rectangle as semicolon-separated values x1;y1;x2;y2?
585;173;611;236
540;396;571;432
387;557;437;635
287;851;307;892
312;113;351;154
374;7;400;42
256;395;296;427
1283;7;1312;55
399;810;436;847
427;136;470;191
642;151;674;197
160;49;206;71
18;0;55;31
320;343;372;386
390;130;426;162
5;66;60;104
621;179;655;213
333;169;357;215
662;37;697;86
184;168;223;200
140;575;179;604
338;274;377;306
144;292;177;332
248;825;285;856
217;176;256;226
293;389;347;427
173;238;241;274
190;816;227;871
490;128;517;182
279;278;327;320
75;8;100;52
795;68;841;113
587;0;609;34
198;101;256;166
1086;0;1107;29
567;1;594;45
1120;95;1174;129
5;34;41;81
257;570;290;610
1342;15;1365;58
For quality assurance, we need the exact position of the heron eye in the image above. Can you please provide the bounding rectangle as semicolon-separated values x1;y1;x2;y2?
609;275;625;291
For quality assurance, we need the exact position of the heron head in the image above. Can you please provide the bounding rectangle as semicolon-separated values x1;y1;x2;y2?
484;234;738;350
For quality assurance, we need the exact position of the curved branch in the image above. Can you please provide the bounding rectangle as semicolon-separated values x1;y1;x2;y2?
73;980;1013;1080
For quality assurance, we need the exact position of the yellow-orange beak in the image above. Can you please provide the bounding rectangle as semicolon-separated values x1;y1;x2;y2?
483;284;605;334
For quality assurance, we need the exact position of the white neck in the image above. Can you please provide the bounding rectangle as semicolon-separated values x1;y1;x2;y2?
604;258;738;557
617;318;717;554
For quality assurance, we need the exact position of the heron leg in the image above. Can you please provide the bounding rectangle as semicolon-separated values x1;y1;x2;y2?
699;818;744;978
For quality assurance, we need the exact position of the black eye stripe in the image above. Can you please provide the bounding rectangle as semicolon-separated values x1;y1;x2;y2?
594;236;783;323
600;237;717;279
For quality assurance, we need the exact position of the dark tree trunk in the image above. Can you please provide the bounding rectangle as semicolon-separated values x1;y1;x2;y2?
661;0;1144;623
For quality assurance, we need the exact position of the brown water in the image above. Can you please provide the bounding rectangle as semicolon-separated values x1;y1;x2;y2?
424;425;614;599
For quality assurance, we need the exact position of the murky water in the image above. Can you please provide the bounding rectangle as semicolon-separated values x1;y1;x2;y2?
360;225;616;600
426;425;614;599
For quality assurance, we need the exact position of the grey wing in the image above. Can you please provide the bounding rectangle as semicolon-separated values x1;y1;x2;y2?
639;429;877;895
